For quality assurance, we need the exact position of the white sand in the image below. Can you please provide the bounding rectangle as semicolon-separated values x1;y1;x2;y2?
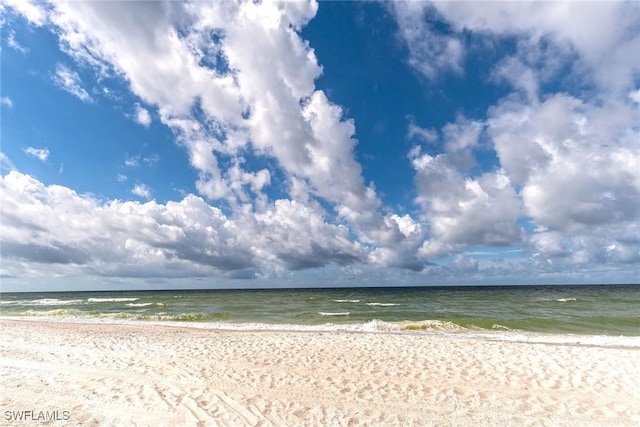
1;319;639;426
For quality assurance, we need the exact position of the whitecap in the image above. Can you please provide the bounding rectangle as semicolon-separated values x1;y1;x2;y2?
31;299;83;306
359;319;401;332
366;302;399;307
333;299;360;303
318;312;350;316
88;298;139;303
20;309;83;316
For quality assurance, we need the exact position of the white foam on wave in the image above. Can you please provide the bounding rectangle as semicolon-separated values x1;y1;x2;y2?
333;299;360;303
398;320;468;332
126;303;155;307
30;299;83;306
319;312;350;316
3;316;639;348
366;302;400;307
556;298;577;302
14;309;84;317
358;319;401;332
88;298;139;303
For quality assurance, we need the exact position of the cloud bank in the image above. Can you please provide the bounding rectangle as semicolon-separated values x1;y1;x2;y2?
1;0;638;288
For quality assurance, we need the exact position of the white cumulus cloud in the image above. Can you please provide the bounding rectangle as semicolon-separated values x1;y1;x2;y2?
0;171;366;280
397;0;640;270
131;183;152;200
2;0;47;26
34;0;407;251
411;149;523;256
134;103;152;127
390;2;464;80
3;0;639;285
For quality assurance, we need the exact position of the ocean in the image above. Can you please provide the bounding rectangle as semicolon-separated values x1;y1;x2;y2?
1;285;639;336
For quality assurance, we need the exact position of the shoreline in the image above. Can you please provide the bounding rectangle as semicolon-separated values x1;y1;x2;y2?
2;315;639;347
2;318;639;426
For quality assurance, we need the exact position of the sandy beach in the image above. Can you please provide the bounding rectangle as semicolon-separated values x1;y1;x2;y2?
1;319;639;426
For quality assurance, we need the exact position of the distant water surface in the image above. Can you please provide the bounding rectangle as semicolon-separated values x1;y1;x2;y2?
1;285;639;336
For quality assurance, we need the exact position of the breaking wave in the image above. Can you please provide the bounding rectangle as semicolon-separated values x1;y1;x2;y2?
126;303;165;307
3;299;85;306
365;302;400;307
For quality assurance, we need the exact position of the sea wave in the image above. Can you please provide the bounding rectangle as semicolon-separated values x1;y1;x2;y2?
87;298;139;303
14;309;86;317
333;299;360;303
17;299;85;306
113;312;231;322
319;312;350;316
151;313;213;322
126;303;157;307
365;302;400;307
491;324;516;331
342;319;470;333
536;297;578;303
3;316;640;347
357;319;401;332
398;320;467;332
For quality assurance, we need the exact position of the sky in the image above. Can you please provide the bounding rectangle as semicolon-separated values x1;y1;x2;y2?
1;0;639;292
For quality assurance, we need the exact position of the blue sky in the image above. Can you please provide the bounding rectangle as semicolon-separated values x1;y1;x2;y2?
1;0;639;291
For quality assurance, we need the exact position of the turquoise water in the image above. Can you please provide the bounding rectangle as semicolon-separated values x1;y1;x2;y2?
1;285;639;336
